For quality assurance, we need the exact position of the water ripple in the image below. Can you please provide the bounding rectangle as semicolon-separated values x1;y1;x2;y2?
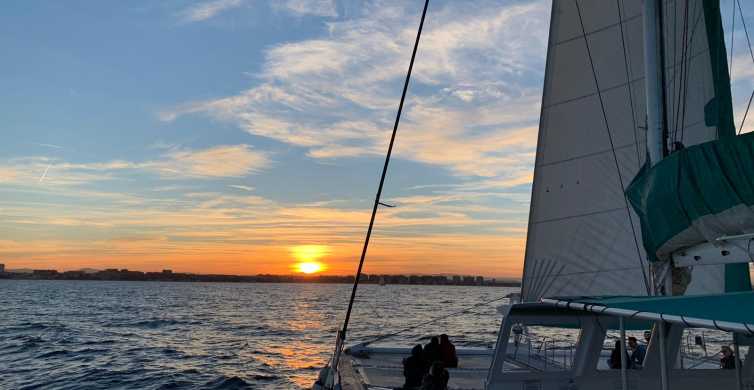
0;280;513;389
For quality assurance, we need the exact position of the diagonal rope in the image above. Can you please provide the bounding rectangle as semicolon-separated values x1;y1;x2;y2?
573;0;650;296
330;0;430;372
359;295;510;347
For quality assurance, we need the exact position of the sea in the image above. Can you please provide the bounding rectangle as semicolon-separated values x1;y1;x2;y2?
0;280;515;389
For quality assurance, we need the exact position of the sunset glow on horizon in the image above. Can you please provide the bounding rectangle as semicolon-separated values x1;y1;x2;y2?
0;0;584;280
295;262;324;274
291;245;329;274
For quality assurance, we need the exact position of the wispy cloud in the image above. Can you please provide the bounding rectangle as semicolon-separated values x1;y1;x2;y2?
0;144;270;187
274;0;337;18
34;143;63;149
0;183;526;275
163;0;548;182
150;144;270;178
180;0;244;22
229;184;254;191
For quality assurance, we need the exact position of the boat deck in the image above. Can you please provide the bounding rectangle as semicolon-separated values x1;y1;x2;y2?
341;346;492;390
336;342;723;389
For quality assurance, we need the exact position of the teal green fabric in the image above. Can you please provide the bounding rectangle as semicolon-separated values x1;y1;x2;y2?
704;0;749;292
626;133;754;261
703;0;736;137
559;292;754;325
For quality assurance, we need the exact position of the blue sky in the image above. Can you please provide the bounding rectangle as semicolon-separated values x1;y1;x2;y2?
2;0;754;277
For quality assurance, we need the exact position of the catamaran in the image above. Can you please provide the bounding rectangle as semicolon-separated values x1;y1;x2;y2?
315;0;754;389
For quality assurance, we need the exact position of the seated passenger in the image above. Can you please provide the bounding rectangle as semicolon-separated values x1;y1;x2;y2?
421;361;449;390
424;336;442;365
628;337;646;368
608;340;631;369
439;334;458;368
403;344;426;389
720;346;737;369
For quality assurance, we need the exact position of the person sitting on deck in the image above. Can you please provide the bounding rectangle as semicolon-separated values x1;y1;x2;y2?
720;345;737;369
628;337;646;368
439;334;458;368
424;336;442;366
403;344;427;389
421;361;449;390
608;340;631;369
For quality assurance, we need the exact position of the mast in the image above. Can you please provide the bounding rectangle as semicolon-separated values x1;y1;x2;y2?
644;0;668;166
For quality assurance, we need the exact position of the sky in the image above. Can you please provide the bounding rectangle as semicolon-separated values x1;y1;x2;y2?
2;0;754;278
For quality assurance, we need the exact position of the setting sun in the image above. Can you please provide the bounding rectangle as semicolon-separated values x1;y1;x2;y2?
296;262;324;274
291;245;330;274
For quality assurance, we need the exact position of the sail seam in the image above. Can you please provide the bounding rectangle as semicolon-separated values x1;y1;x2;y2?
523;265;648;279
532;206;628;225
573;0;650;295
543;47;710;110
552;13;642;47
536;142;643;169
536;117;707;169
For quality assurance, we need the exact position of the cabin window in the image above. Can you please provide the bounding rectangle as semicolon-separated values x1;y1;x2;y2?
506;325;579;372
596;330;649;371
677;329;750;371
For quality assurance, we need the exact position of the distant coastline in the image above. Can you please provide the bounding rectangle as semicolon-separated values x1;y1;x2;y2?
0;268;520;287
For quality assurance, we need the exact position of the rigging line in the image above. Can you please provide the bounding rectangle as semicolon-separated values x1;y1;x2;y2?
671;0;678;136
738;88;754;135
730;0;736;136
359;295;510;347
737;0;754;64
676;2;703;145
731;0;736;78
573;0;650;296
658;1;671;156
672;0;690;145
736;0;754;134
331;0;430;370
616;0;641;169
680;3;704;143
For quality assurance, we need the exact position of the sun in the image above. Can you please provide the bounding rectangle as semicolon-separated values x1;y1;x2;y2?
291;245;330;274
296;262;324;274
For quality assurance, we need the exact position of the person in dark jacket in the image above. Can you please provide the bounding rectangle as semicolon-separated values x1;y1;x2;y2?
608;340;631;369
439;334;458;368
423;337;442;366
721;346;737;369
421;361;449;390
403;344;427;389
628;337;646;368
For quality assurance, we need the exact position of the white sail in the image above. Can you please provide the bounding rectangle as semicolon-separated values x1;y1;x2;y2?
521;0;735;301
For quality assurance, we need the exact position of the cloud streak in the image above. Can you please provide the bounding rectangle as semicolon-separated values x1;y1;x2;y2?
180;0;243;22
0;144;270;187
163;0;549;180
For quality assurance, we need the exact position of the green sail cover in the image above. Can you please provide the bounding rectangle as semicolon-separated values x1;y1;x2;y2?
626;133;754;273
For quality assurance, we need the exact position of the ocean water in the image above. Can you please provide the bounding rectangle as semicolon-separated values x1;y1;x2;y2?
0;280;515;389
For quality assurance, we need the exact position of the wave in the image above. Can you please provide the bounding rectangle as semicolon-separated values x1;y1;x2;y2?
36;349;70;358
251;374;279;381
203;376;253;389
105;319;200;329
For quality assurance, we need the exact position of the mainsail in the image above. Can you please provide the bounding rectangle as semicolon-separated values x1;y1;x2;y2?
521;0;744;301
